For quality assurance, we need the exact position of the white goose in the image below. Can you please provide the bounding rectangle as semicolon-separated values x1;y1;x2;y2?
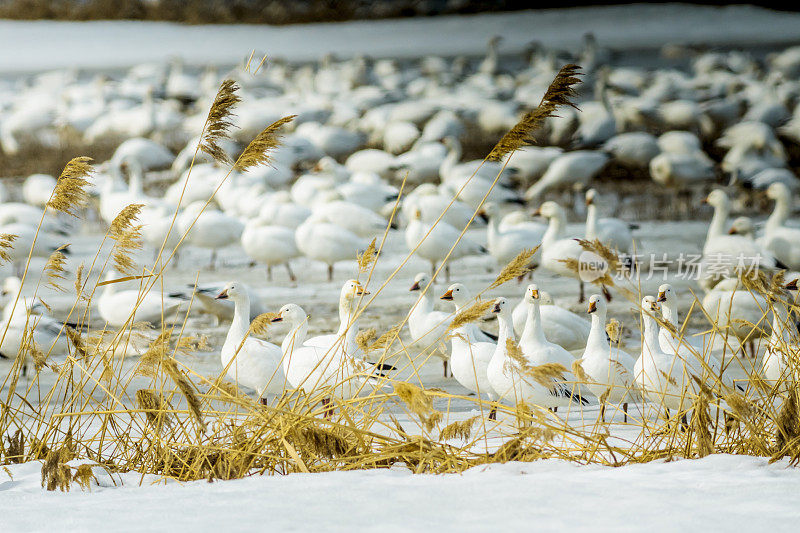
761;182;800;270
214;282;284;402
481;202;545;269
22;174;57;208
536;200;602;303
178;202;245;270
187;282;266;324
517;284;590;402
241;216;300;282
524;151;609;201
97;271;183;327
584;189;634;254
580;295;640;421
701;277;770;356
404;207;486;281
486;297;585;410
634;296;699;418
511;288;590;352
407;273;452;377
295;213;369;281
272;281;382;416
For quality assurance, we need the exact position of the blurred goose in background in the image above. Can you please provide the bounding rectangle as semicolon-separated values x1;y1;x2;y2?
296;213;369;281
98;271;183;327
760;182;800;270
407;273;452;377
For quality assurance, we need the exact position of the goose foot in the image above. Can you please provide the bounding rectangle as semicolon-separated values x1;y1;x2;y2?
623;402;628;423
578;281;585;304
442;359;449;378
489;407;497;421
285;263;296;282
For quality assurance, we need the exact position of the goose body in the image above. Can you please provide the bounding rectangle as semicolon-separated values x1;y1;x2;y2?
295;214;368;280
761;182;800;270
215;282;285;399
97;272;183;327
407;273;451;374
511;290;590;352
482;202;544;267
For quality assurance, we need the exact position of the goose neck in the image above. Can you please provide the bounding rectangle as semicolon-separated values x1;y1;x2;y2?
585;203;598;240
707;201;729;240
767;194;790;232
586;310;609;355
282;316;309;354
225;296;251;354
543;212;566;246
521;301;546;345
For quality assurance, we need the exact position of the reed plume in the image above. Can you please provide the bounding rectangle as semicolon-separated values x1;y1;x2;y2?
108;204;144;274
487;64;582;161
201;80;241;165
447;300;494;332
0;234;17;264
44;246;68;292
489;246;539;289
357;238;378;272
234;115;296;172
47;156;93;217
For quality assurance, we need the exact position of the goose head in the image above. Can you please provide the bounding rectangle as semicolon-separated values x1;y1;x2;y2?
532;201;562;220
587;294;607;315
585;188;598;206
727;216;754;238
440;283;472;307
656;284;676;305
2;276;22;299
767;182;790;201
479;202;500;222
341;279;369;301
641;295;660;315
703;189;730;209
215;281;246;302
539;291;554;305
490;296;510;317
409;272;432;292
272;303;308;325
523;283;541;305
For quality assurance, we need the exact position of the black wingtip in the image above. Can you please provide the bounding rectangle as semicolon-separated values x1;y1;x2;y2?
480;329;498;342
506;197;526;205
370;362;396;372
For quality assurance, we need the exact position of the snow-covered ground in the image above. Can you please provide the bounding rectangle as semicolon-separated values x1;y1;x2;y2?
2;454;798;531
3;4;800;72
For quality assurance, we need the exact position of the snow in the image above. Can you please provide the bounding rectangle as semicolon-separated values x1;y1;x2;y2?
1;454;798;531
2;5;800;72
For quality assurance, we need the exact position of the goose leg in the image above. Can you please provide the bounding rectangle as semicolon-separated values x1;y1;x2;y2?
623;402;628;423
442;359;448;378
285;262;296;282
680;413;688;432
600;403;606;423
327;264;334;282
209;250;217;271
445;264;451;283
578;281;585;303
431;262;437;278
267;265;273;282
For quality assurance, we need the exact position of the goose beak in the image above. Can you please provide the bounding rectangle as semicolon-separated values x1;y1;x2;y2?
651;302;660;312
270;314;283;323
727;227;737;235
409;281;421;291
532;207;542;217
354;283;370;296
440;289;454;301
786;279;798;291
587;300;597;314
531;289;540;299
215;289;229;300
701;196;709;204
492;302;502;313
657;291;666;302
585;197;593;206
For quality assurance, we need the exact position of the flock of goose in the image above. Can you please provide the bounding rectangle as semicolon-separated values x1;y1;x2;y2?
2;35;800;422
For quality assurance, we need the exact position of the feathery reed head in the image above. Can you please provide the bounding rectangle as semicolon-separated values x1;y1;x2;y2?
357;238;378;272
248;312;279;337
109;204;144;275
234;115;296;172
489;246;539;289
0;234;16;264
201;79;241;165
447;300;494;332
47;156;93;217
487;64;582;161
44;246;69;292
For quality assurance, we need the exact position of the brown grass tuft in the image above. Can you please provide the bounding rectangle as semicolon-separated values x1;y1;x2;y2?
47;156;93;217
447;300;494;332
489;246;539;289
487;64;581;161
44;246;69;292
357;238;378;272
200;79;241;165
233;115;296;172
0;234;18;264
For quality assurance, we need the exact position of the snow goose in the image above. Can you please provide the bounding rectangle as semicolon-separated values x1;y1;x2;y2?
295;213;368;281
272;281;380;416
524;151;609;201
481;202;544;269
584;189;634;254
517;284;590;401
214;282;284;402
407;273;452;377
0;223;69;274
702;277;770;356
486;297;586;411
701;189;780;282
535;201;601;303
602;132;660;170
634;296;699;418
391;141;448;183
441;293;498;418
762;280;799;385
111;137;173;171
511;289;590;352
502;145;563;185
336;174;399;213
439;137;516;186
0;302;74;373
656;284;741;391
97;271;183;327
761;182;800;270
241;216;300;282
312;195;392;237
580;295;640;421
184;281;266;324
439;283;498;343
649;151;715;187
404;207;487;281
178;202;245;270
